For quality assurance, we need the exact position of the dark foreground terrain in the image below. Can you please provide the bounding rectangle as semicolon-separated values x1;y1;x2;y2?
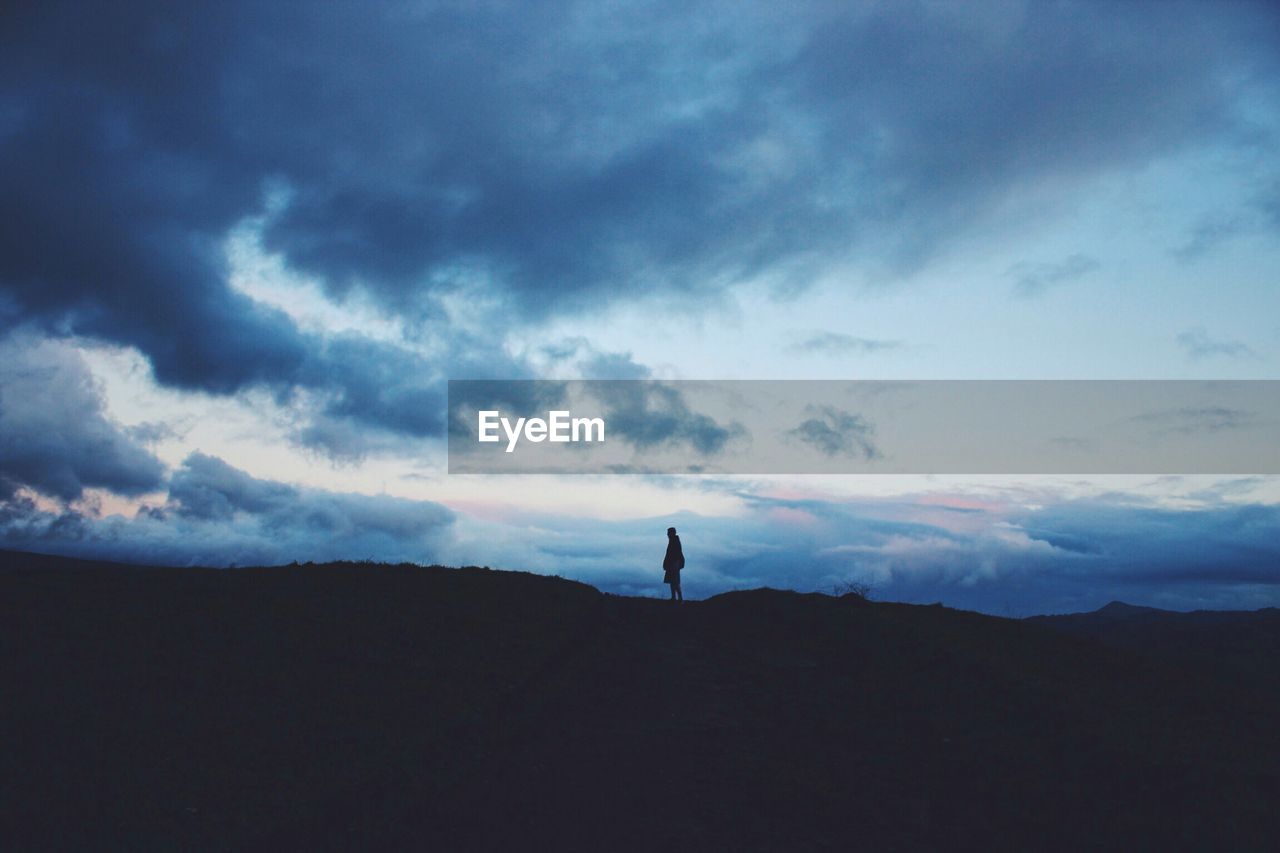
3;549;1278;850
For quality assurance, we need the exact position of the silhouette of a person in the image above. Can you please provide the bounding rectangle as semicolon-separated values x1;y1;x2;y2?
663;526;684;602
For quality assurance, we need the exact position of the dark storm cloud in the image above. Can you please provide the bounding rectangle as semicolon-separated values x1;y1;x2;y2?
0;452;456;566
2;0;1277;430
789;3;1278;265
168;452;298;522
168;452;454;539
289;329;537;457
0;337;165;501
289;335;449;457
255;1;1280;293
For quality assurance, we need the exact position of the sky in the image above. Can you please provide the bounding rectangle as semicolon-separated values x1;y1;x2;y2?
2;0;1279;614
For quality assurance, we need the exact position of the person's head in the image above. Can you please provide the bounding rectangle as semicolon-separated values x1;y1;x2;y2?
667;526;677;537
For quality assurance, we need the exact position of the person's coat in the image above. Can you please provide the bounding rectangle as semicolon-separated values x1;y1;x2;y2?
663;535;684;584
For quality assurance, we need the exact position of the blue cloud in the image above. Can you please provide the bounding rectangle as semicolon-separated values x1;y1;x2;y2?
790;333;903;356
0;337;165;501
3;0;1276;417
590;382;745;456
0;452;455;567
2;1;1279;610
1007;254;1100;297
786;406;880;460
1176;327;1257;360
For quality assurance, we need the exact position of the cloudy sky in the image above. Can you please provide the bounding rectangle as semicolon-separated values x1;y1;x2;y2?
3;0;1279;614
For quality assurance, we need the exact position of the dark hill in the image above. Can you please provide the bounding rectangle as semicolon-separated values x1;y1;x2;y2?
3;549;1278;850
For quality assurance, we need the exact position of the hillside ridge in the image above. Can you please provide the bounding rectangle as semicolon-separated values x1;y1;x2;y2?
4;548;1278;850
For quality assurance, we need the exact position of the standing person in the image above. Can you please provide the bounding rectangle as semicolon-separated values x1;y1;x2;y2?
663;526;684;602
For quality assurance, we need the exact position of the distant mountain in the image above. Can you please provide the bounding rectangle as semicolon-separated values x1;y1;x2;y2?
1027;600;1280;685
1032;598;1279;626
4;549;1279;850
1024;599;1172;627
1093;600;1164;617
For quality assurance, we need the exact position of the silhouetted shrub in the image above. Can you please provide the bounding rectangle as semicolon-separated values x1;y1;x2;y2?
831;579;873;600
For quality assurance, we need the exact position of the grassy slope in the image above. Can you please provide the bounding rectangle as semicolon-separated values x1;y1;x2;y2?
3;550;1277;850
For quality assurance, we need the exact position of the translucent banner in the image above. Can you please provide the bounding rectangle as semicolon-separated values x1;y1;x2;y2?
447;380;1280;474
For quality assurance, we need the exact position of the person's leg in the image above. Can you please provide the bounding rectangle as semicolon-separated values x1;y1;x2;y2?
669;582;677;600
675;581;683;601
